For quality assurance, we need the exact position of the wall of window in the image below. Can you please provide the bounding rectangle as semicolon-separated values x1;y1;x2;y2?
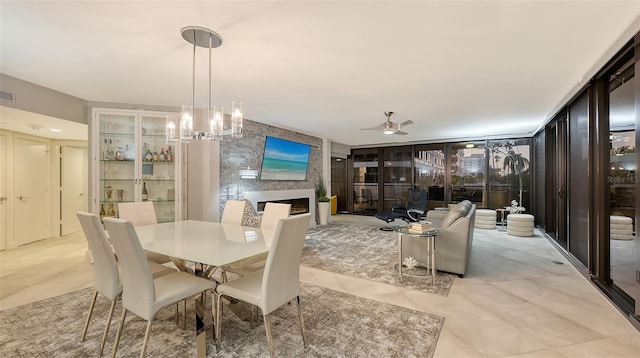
348;139;530;214
531;34;638;326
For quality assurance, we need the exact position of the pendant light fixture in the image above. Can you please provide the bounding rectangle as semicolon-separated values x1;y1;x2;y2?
166;26;243;143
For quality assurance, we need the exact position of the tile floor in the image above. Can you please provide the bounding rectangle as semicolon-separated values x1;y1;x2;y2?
1;215;639;357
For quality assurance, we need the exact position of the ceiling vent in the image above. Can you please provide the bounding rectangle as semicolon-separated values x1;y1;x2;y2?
0;90;15;102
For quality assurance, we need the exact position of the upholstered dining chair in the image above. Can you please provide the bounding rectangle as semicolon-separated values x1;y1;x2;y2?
103;217;216;358
222;202;291;277
77;212;176;356
220;200;246;225
215;213;312;357
259;202;292;245
117;201;172;265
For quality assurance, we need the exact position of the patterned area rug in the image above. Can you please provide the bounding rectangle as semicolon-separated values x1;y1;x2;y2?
0;283;444;357
302;224;456;296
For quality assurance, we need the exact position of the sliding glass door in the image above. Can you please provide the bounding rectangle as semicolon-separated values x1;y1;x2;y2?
352;149;379;214
382;146;412;212
607;58;637;310
414;145;445;210
450;142;486;205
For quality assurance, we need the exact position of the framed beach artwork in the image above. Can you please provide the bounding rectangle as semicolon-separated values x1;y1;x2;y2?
259;136;311;181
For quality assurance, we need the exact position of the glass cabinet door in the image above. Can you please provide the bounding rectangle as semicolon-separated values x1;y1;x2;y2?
98;113;136;220
141;115;176;223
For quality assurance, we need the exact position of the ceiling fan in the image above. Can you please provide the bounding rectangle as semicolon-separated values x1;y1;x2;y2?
361;111;414;135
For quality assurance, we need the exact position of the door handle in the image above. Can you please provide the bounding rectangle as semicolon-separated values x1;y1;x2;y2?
18;195;30;200
0;196;6;202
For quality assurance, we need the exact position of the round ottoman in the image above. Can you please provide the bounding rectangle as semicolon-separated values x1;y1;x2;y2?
507;214;534;237
475;209;497;229
610;215;633;240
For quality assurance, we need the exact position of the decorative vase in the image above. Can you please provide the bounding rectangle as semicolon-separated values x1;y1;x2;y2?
318;201;330;225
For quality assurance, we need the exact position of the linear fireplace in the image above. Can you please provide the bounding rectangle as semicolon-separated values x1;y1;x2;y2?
244;189;316;226
257;197;309;215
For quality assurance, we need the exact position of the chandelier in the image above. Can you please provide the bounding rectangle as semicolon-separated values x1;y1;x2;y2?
166;26;243;144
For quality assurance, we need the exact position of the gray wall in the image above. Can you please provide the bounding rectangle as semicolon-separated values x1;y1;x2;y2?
0;74;86;124
219;118;323;212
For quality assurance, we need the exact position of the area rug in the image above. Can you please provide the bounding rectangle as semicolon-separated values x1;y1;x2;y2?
0;283;444;357
302;224;456;296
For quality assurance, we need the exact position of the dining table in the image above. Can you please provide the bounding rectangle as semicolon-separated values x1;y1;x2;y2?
135;220;269;358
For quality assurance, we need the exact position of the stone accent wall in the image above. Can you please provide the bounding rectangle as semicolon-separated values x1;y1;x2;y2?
219;118;323;213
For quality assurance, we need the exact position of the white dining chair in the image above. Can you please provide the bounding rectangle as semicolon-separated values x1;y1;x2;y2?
103;217;216;358
117;201;173;265
260;202;292;245
222;202;291;277
77;212;176;356
215;213;311;357
117;201;157;226
220;200;246;225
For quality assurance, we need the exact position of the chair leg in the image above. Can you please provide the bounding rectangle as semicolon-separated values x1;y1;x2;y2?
81;290;98;341
175;303;179;324
140;321;153;358
183;299;187;329
215;293;223;350
99;297;118;356
111;309;127;358
249;305;258;329
295;296;307;347
263;313;275;357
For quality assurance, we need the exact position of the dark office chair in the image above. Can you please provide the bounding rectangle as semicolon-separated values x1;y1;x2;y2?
375;188;428;231
392;188;428;222
362;188;377;210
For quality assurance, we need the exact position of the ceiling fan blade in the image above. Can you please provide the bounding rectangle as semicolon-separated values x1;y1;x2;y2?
398;120;414;126
394;130;409;135
360;123;386;131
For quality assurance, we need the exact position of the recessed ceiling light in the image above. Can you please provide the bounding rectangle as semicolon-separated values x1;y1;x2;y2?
50;128;62;132
465;143;475;148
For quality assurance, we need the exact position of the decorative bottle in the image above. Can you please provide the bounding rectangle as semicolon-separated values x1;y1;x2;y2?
102;139;108;160
107;203;116;217
107;139;114;160
159;148;166;162
142;182;148;201
152;149;159;162
144;145;153;162
124;144;134;161
166;146;173;162
115;140;124;161
99;203;106;222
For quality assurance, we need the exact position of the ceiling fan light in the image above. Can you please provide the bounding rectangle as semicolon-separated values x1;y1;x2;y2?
383;129;395;135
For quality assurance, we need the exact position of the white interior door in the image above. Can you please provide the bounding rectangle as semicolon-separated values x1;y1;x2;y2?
0;133;7;250
61;146;86;235
15;137;50;246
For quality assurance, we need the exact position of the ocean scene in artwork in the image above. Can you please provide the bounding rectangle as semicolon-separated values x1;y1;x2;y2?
260;136;311;180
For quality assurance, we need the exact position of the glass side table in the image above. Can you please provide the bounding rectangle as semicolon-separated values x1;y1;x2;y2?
496;208;508;231
393;226;438;285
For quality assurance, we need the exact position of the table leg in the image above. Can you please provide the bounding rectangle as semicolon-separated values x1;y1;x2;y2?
398;233;403;283
194;263;207;358
430;235;436;285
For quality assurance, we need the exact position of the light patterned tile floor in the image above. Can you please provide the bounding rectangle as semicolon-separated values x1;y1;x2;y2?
1;214;639;357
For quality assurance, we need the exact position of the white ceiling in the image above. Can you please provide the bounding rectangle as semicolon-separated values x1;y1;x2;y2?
1;1;639;145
